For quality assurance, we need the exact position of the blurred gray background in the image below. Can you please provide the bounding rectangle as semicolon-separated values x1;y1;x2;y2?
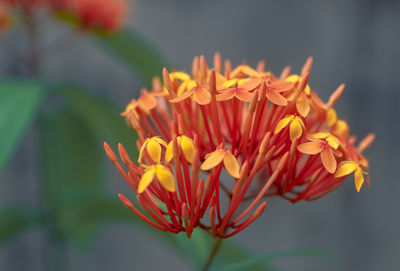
1;0;399;270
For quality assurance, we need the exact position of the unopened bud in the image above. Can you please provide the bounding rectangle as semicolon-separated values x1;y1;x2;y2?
118;143;130;165
252;201;267;219
104;142;117;163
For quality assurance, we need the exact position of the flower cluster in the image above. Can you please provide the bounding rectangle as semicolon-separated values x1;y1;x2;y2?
1;0;45;13
104;54;374;238
1;0;127;32
51;0;127;32
0;2;11;31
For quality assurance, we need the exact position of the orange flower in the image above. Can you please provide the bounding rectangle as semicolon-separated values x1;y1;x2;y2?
297;132;342;173
239;75;294;106
105;53;374;238
200;148;240;178
216;79;253;102
169;80;211;105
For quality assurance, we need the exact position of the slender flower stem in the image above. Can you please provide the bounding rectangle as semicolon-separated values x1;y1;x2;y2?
201;238;223;271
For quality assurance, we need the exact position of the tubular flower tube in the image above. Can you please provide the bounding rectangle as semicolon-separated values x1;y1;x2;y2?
105;54;374;238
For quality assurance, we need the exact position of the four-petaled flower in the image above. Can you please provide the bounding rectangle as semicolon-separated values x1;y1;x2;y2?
138;136;167;163
216;79;254;102
239;75;295;106
138;165;175;193
274;115;305;141
170;80;211;105
200;148;240;178
334;161;367;192
166;135;196;163
297;132;342;173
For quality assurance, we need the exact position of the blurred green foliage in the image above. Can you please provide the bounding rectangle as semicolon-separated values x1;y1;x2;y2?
0;81;44;173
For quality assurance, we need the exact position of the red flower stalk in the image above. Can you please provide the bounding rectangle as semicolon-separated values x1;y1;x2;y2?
105;54;374;238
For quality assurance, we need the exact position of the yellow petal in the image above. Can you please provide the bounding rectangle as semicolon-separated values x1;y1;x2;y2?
187;80;197;90
155;165;176;192
354;167;364;192
180;136;195;163
326;135;340;149
240;65;259;77
289;119;303;141
312;132;329;139
285;74;310;94
222;79;238;88
294;116;305;128
284;74;300;82
286;92;296;101
137;140;148;162
274;116;293;134
297;141;324;154
223;151;240;178
215;72;227;86
147;139;161;163
171;71;190;81
326;108;337;127
320;148;337;174
177;81;189;96
153;137;168;147
296;95;310;117
304;84;311;95
334;161;358;177
165;141;173;162
333;120;349;138
200;150;225;171
138;167;156;193
231;65;258;77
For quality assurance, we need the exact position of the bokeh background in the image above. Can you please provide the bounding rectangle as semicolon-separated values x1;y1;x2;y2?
1;0;399;270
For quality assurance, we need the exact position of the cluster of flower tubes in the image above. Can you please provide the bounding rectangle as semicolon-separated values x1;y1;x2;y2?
0;0;127;32
104;54;374;238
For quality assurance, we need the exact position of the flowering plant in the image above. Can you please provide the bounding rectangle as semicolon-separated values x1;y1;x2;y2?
105;54;374;242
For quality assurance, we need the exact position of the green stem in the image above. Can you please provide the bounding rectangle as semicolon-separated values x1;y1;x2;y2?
201;238;223;271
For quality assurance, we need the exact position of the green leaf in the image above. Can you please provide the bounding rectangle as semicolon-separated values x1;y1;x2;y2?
39;108;104;244
59;86;138;159
0;207;36;244
96;30;168;85
213;248;333;271
0;80;44;174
